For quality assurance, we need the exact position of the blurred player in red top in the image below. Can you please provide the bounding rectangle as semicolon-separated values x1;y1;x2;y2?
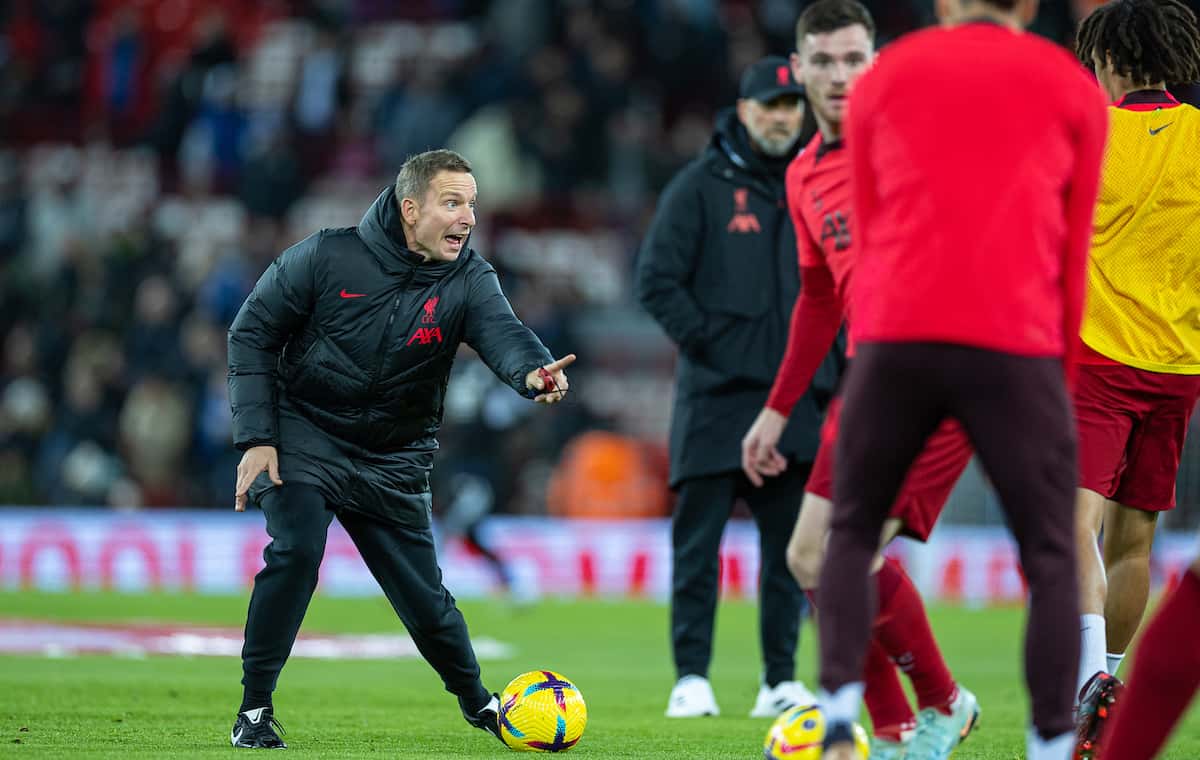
741;2;977;757
810;1;1109;759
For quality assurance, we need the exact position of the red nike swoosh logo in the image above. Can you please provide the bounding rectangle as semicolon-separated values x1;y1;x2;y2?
340;289;366;298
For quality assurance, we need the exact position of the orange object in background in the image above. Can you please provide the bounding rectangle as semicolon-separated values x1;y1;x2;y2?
546;432;670;519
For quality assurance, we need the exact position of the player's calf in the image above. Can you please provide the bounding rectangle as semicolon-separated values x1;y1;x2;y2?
786;541;823;589
785;492;833;589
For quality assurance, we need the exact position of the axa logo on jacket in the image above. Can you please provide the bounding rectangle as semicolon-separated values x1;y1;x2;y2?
407;327;443;345
727;188;761;234
408;296;443;345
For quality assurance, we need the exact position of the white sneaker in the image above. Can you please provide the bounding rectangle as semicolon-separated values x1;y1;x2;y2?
749;680;817;718
665;675;720;717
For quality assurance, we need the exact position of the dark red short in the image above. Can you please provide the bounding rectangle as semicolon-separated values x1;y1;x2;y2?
1073;363;1200;511
806;396;973;542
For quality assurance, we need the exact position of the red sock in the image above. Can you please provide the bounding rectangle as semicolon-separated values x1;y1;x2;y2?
806;589;915;737
1101;569;1200;760
874;557;957;712
864;639;917;740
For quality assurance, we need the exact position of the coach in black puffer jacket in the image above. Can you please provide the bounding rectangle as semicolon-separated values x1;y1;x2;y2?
636;96;838;490
228;181;554;528
224;149;570;751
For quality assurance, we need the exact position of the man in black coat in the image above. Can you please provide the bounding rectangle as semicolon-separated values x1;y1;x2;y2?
226;149;574;749
636;57;841;719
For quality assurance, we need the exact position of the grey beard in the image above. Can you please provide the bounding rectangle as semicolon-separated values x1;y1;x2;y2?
750;131;798;158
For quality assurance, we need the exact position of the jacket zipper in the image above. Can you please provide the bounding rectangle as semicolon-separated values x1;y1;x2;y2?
363;272;415;426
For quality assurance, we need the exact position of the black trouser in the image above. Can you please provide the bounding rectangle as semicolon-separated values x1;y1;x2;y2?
671;464;811;687
241;483;489;708
818;342;1078;739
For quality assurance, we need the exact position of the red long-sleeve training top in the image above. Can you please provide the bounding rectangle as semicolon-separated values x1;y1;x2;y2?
766;136;854;415
844;22;1108;372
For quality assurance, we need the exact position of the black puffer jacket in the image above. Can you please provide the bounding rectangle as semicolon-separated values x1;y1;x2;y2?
228;185;553;526
636;109;843;486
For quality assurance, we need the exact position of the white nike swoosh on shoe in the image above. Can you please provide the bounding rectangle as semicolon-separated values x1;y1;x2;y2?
231;728;243;745
243;707;267;724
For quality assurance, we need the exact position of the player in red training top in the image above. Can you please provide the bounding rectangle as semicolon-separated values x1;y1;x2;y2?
740;2;977;758
810;1;1108;759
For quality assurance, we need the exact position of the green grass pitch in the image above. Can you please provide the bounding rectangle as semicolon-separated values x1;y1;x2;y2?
2;591;1198;758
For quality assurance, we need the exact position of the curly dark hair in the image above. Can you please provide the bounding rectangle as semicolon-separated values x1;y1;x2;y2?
1076;0;1200;87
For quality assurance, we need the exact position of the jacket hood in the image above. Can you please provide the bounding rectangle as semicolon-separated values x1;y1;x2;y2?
357;185;473;280
710;107;796;180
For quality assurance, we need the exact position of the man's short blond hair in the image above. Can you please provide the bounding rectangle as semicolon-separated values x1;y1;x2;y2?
395;149;472;204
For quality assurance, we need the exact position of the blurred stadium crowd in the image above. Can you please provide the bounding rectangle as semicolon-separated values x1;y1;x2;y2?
1;0;1198;522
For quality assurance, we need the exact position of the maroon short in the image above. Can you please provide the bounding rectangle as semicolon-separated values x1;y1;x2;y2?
806;397;973;541
1073;362;1200;511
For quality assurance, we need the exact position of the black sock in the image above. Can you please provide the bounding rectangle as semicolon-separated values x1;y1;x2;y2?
241;687;273;713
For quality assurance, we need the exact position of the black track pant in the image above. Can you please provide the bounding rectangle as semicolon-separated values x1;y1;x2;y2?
241;483;489;708
672;464;811;687
817;342;1078;739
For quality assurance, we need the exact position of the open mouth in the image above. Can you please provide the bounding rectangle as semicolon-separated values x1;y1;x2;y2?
444;234;466;250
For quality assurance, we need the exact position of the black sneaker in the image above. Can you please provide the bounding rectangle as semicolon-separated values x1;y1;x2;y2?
1074;672;1123;759
231;707;287;749
463;692;504;746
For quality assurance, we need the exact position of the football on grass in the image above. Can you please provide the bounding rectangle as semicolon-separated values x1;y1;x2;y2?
763;704;869;759
498;670;587;752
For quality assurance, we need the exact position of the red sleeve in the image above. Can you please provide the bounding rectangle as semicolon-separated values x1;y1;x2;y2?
766;262;844;415
1061;87;1109;385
